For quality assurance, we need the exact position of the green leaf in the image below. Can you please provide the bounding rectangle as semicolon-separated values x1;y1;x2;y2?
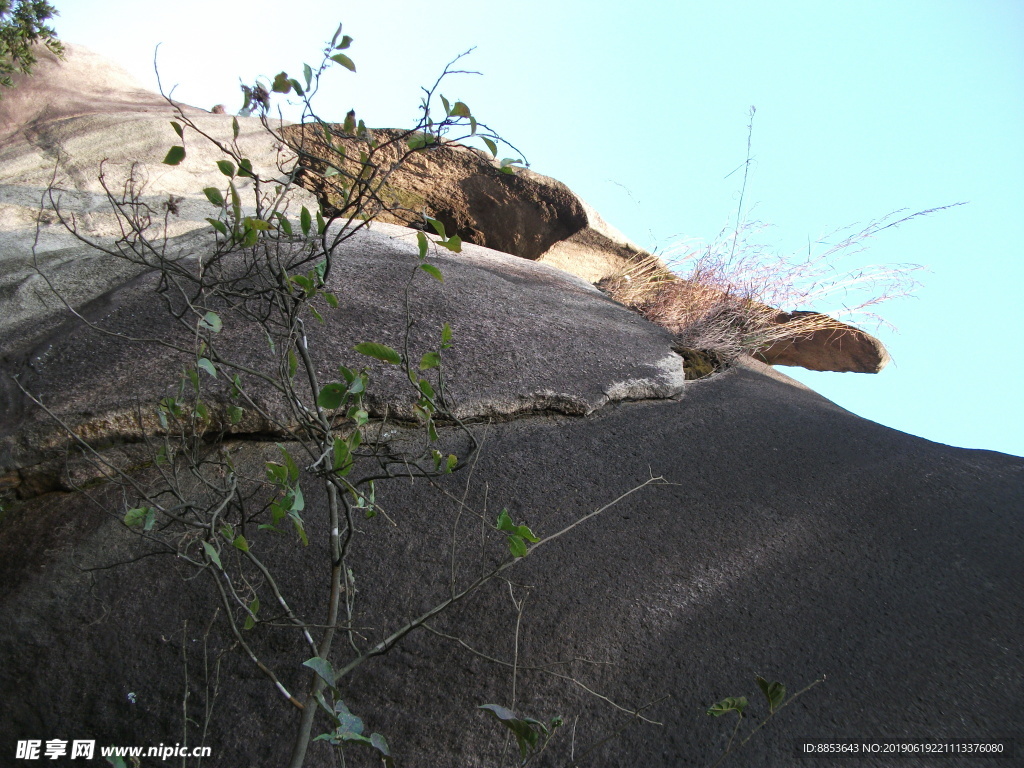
303;63;313;90
354;342;401;365
312;262;327;288
441;95;451;115
318;383;345;410
439;234;462;253
500;158;523;175
272;71;292;94
202;541;222;569
324;292;339;309
333;700;366;738
124;507;155;531
163;145;186;165
270;500;286;526
203;187;225;206
407;133;431;150
479;705;545;759
346;429;363;454
229;181;242;216
303;656;337;687
496;509;540;544
316;210;326;235
417;378;436;400
352;375;367;397
441;323;453;345
232;116;240;140
197;358;216;377
450;101;471;117
273;212;292;236
706;696;748;718
756;676;786;713
369;733;392;762
232;535;249;552
337;35;353;50
507;534;527;558
199;311;222;333
470;115;478;135
300;206;312;237
330;53;356;72
416;231;428;260
265;462;288;485
496;509;516;533
227;405;243;424
426;217;447;238
290;511;309;546
244;217;271;231
483;137;498;157
243;596;260;630
287;349;298;379
332;438;351;474
206;217;228;236
279;445;300;483
447;454;458;472
419;351;441;370
216;160;235;177
418;263;444;282
236;158;253;178
170;121;184;139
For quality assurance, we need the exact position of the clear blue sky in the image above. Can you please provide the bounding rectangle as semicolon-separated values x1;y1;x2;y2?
55;0;1023;456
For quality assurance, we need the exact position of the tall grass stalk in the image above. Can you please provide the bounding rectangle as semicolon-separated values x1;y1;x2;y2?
599;204;962;362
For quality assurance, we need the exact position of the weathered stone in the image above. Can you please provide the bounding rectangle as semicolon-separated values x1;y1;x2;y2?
283;124;648;283
757;310;891;372
0;221;686;494
1;358;1020;767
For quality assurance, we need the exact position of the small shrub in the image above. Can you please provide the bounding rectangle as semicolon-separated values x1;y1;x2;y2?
599;207;958;368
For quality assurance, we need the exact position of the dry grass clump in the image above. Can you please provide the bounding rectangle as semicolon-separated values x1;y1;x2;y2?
599;206;958;367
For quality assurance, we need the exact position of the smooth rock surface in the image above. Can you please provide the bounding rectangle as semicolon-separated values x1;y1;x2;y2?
0;360;1020;767
0;221;686;496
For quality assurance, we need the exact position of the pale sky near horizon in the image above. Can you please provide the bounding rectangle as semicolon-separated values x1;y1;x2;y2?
49;0;1024;456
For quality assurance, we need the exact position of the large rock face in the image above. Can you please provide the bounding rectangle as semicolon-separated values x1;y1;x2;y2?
1;45;1021;768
